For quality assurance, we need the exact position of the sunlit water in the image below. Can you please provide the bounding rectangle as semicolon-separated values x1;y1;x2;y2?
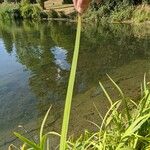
0;20;150;149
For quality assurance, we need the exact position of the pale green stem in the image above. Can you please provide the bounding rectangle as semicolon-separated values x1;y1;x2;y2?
59;14;82;150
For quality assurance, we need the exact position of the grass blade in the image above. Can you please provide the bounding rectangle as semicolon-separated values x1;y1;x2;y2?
40;106;52;141
117;114;150;149
8;144;20;150
60;14;82;150
14;132;40;149
99;81;113;106
93;102;104;121
106;74;124;98
99;100;121;133
106;74;131;123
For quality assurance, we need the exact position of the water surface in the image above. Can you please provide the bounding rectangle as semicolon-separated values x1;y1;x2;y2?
0;20;150;149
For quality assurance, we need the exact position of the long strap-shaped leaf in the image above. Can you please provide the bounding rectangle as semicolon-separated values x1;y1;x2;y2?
60;14;82;150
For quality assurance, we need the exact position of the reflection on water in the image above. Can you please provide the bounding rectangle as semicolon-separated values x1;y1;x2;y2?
0;20;150;149
51;46;70;70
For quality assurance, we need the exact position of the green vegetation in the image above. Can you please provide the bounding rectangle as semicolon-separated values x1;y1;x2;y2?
0;2;20;20
84;0;150;23
132;5;150;22
0;1;44;20
68;74;150;149
20;0;42;19
0;1;73;20
0;0;149;22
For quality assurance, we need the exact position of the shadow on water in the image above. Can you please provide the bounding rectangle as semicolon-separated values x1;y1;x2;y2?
0;20;150;148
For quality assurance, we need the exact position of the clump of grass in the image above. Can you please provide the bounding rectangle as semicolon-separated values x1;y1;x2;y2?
110;5;134;22
84;2;150;23
110;4;150;23
0;0;44;20
132;4;150;23
20;0;42;19
13;106;60;149
0;2;20;20
66;74;150;150
83;5;111;22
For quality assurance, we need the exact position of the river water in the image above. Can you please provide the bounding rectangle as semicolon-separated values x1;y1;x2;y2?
0;20;150;149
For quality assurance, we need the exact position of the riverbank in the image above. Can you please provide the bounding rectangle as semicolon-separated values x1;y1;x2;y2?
0;2;149;24
83;4;150;23
0;2;75;20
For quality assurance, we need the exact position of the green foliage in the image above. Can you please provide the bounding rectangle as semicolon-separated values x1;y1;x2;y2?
36;0;45;9
14;106;60;149
86;1;150;23
0;0;43;20
20;0;42;19
132;5;150;22
97;5;111;17
0;2;20;20
0;0;73;20
110;4;150;22
111;5;134;21
66;75;150;150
